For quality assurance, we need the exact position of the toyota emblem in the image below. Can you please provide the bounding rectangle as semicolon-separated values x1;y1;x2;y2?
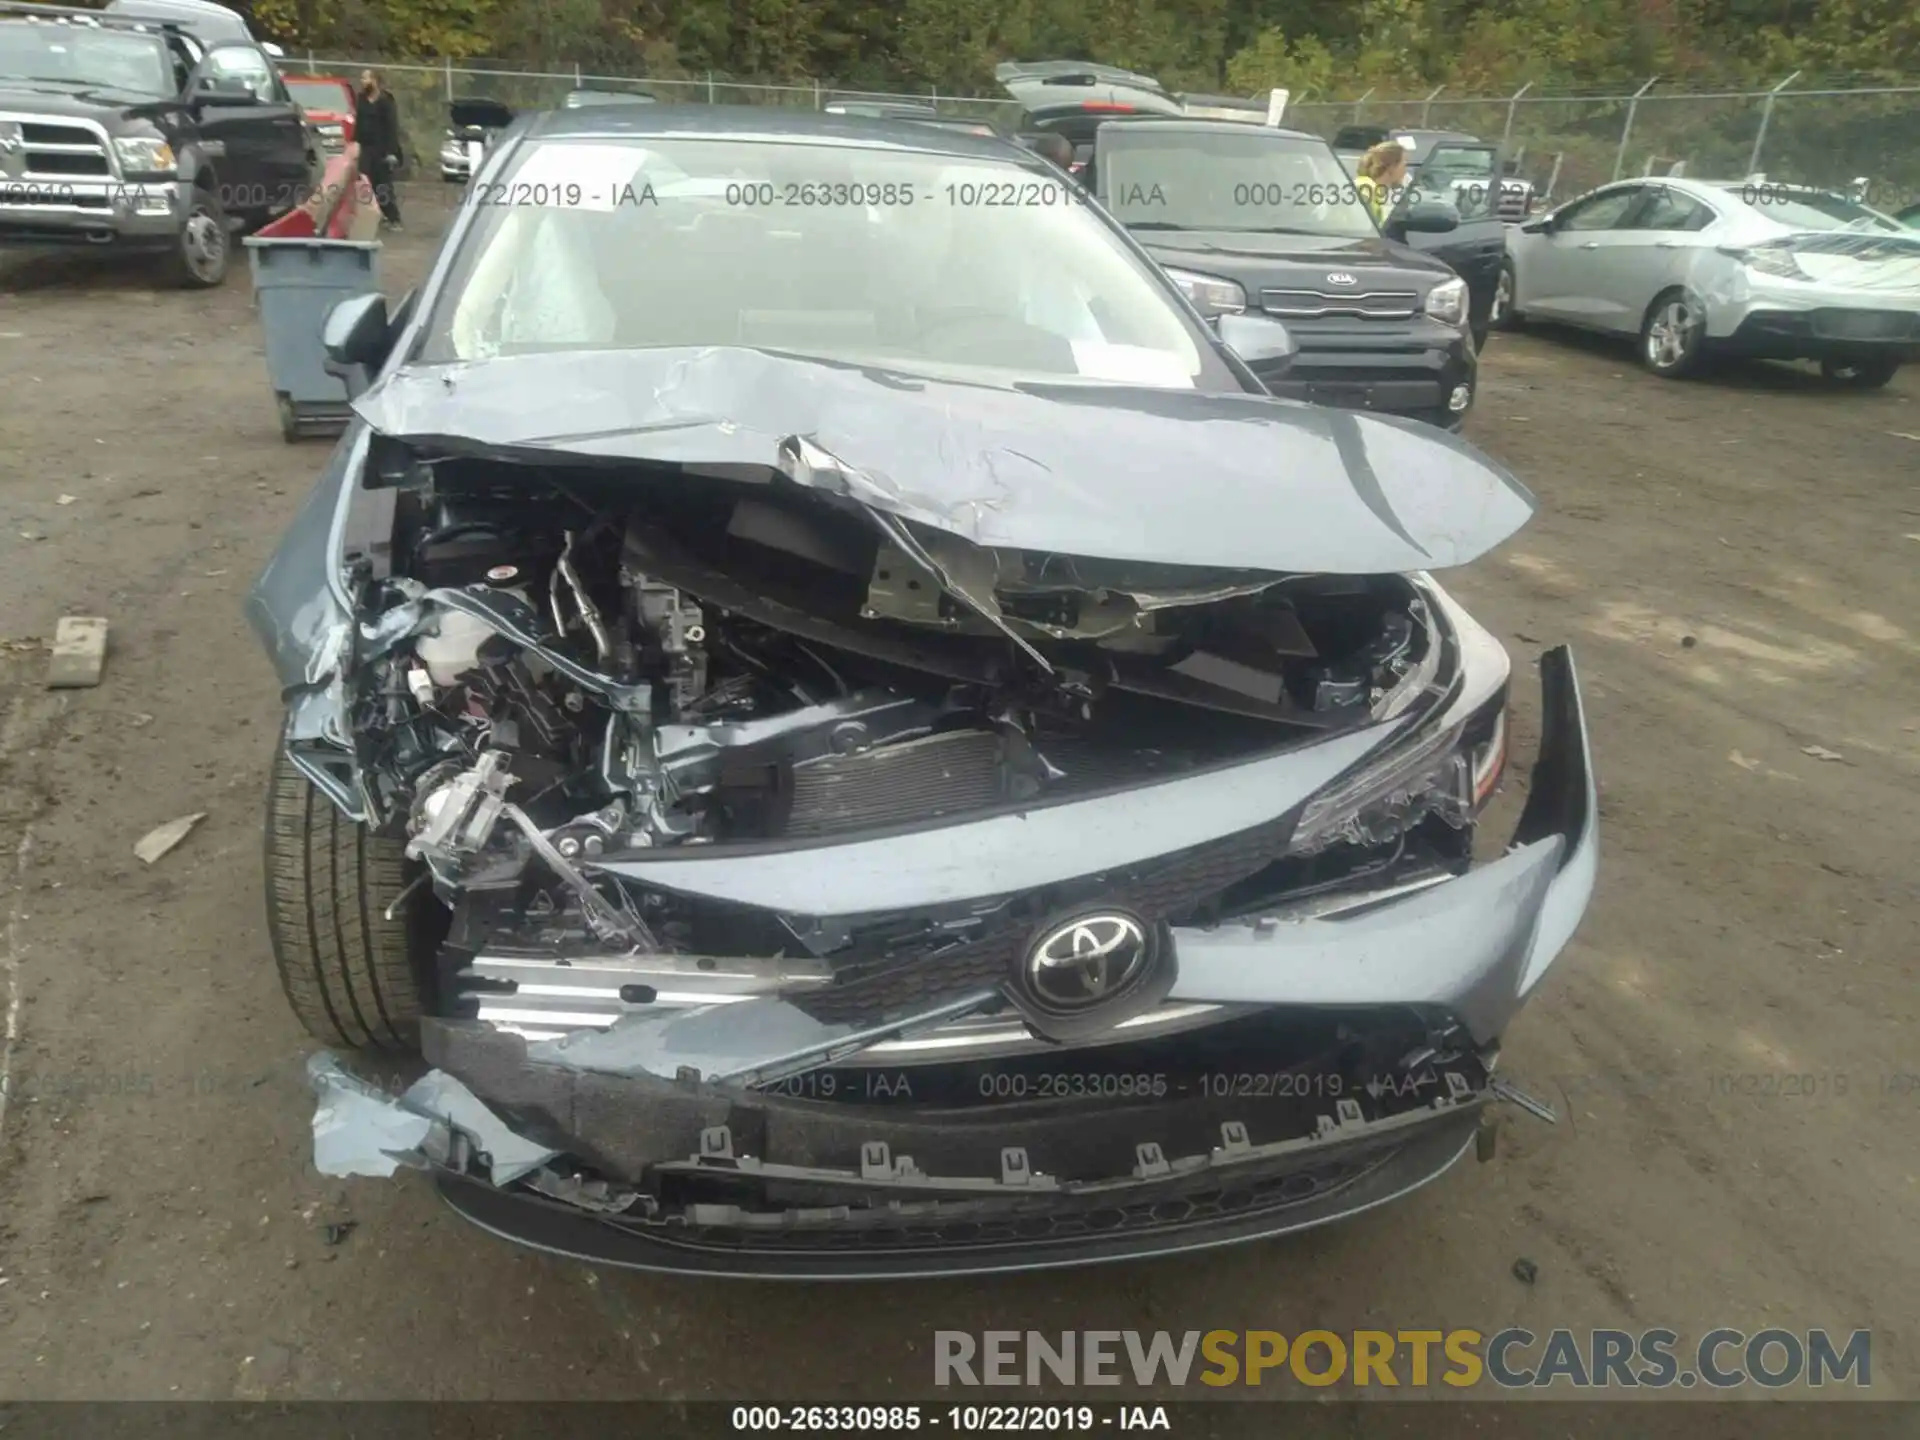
1326;271;1358;286
1025;913;1151;1010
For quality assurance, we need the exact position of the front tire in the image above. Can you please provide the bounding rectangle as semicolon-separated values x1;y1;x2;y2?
1821;358;1899;389
264;750;431;1053
161;185;229;289
1641;288;1706;378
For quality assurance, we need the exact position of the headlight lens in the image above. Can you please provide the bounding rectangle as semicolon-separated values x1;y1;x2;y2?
112;136;176;174
1290;697;1508;856
1424;275;1468;325
1290;719;1471;856
1164;266;1247;317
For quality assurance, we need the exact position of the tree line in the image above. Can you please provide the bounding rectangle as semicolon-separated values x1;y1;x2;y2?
241;0;1920;95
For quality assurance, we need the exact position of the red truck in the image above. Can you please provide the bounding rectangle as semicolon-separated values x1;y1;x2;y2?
284;73;356;155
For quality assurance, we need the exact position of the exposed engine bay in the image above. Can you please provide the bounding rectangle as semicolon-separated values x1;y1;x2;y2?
322;451;1473;963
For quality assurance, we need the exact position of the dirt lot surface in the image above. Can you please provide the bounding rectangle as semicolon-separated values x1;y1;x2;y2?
1;184;1916;1403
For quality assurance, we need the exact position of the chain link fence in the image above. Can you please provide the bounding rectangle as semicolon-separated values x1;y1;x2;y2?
291;54;1920;212
290;56;1021;181
1277;81;1920;210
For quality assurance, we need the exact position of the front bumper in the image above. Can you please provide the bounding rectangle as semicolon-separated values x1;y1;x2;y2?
0;178;190;249
1251;317;1476;430
310;639;1595;1277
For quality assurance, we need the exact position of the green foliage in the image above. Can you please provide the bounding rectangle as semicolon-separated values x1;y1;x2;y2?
243;0;1920;94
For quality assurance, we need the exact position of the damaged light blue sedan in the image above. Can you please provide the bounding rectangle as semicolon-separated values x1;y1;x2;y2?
248;106;1597;1278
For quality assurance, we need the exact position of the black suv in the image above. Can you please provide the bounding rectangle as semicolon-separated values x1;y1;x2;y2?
0;2;308;285
1091;117;1479;431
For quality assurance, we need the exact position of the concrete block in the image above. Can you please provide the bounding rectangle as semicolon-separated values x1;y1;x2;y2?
46;615;108;689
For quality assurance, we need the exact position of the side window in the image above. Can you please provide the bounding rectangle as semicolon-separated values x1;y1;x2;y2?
1631;187;1715;232
1560;187;1641;231
163;35;196;93
202;43;273;97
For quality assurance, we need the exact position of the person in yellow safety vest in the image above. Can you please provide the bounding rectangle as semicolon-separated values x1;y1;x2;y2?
1355;139;1411;227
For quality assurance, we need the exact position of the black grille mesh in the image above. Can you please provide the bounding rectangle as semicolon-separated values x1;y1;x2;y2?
785;730;1004;838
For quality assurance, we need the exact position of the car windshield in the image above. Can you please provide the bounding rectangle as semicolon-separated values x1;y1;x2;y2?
286;78;348;111
0;23;173;96
420;137;1218;389
1099;128;1379;238
1731;189;1903;233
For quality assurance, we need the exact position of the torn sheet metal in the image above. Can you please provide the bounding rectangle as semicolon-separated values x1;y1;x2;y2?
352;345;1537;575
306;1052;560;1185
309;1053;436;1179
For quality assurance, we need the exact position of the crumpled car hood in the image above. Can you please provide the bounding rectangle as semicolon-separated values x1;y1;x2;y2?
354;346;1536;575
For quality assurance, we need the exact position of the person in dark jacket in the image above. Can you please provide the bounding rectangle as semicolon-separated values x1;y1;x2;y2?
354;69;403;230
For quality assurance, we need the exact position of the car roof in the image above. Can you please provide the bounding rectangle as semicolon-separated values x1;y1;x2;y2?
1095;115;1322;144
564;88;656;106
103;0;248;34
1;2;187;36
522;103;1032;161
996;59;1168;93
824;101;940;116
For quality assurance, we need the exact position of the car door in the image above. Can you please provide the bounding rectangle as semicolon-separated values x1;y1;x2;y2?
1409;141;1508;321
1611;184;1721;330
189;43;304;216
1519;184;1645;325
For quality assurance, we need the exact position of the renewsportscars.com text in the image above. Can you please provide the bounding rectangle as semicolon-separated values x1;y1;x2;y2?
933;1328;1871;1390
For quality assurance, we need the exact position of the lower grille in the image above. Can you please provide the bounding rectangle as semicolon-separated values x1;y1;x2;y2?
652;1152;1383;1252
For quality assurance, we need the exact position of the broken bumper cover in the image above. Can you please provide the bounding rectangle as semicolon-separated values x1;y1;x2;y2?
308;648;1594;1277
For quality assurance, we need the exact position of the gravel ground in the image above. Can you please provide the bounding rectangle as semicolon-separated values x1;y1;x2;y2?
0;184;1916;1401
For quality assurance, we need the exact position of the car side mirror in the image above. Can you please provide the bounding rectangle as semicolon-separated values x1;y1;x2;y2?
1398;199;1460;235
1215;312;1296;371
322;292;391;397
262;41;286;58
1520;213;1557;235
190;76;262;106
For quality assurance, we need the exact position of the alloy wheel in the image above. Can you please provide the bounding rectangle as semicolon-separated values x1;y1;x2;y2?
1645;297;1697;371
182;204;227;284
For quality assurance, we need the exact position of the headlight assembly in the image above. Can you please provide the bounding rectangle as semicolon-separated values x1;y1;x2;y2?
1164;266;1247;318
1424;275;1468;325
112;135;177;174
1289;695;1508;857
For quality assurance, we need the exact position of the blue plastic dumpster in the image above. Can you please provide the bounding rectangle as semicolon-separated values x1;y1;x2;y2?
242;237;381;443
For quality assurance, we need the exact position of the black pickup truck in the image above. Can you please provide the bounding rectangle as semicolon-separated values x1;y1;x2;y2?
0;2;309;285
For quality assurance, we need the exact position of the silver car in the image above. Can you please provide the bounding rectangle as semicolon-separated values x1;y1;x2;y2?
255;108;1595;1278
1492;176;1920;387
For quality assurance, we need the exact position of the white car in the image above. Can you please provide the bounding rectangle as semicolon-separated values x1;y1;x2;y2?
1493;176;1920;387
